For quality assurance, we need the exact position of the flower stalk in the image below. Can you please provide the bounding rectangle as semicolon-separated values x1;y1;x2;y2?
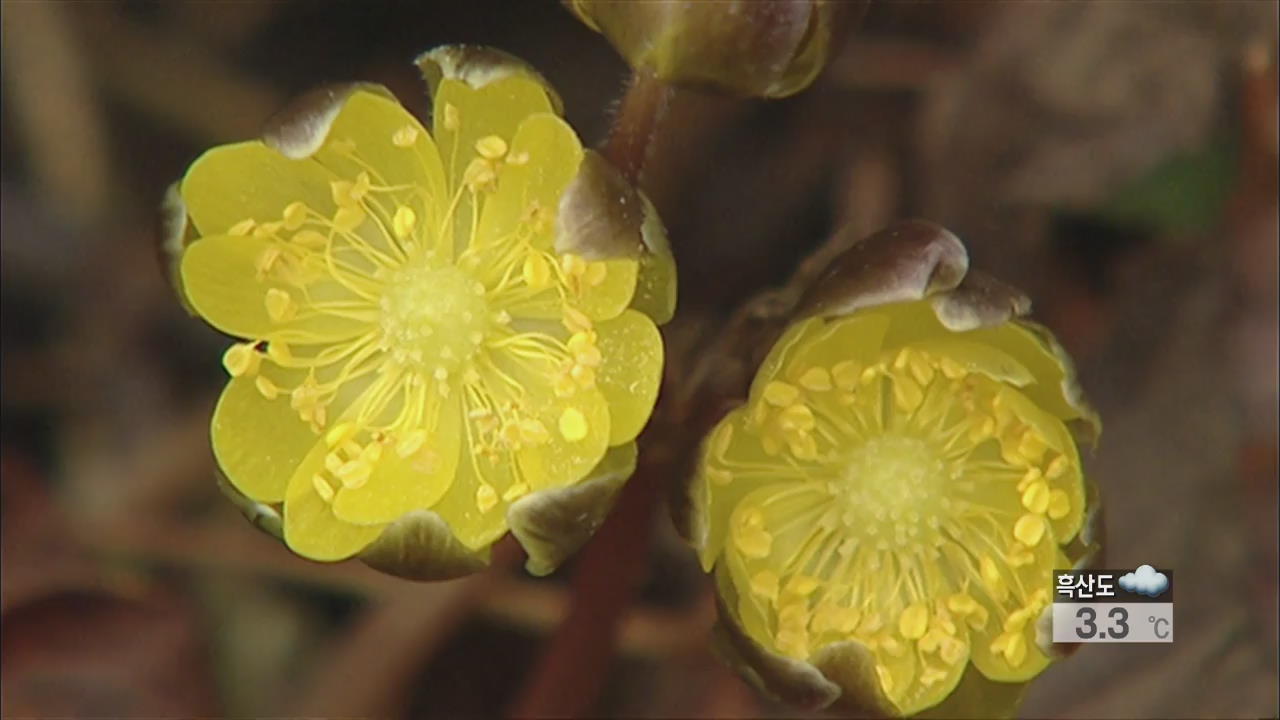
601;70;673;187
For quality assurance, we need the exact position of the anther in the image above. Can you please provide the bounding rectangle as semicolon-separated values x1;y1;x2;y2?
265;288;296;322
762;381;800;407
475;135;508;160
1047;489;1071;519
1013;513;1046;546
254;375;280;400
798;367;833;392
558;407;588;441
392;125;419;147
333;206;366;232
393;205;417;238
476;483;498;513
222;343;260;377
522;253;551;289
312;475;336;503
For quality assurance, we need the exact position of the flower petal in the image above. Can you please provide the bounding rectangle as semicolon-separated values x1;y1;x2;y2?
692;408;779;570
595;309;663;445
281;442;385;561
424;441;522;551
752;313;889;402
905;337;1034;387
992;386;1086;542
432;76;557;194
359;509;490;581
212;375;319;503
330;390;463;525
966;322;1097;431
179;234;369;342
181;141;339;238
879;641;969;717
508;442;636;576
475;112;582;251
967;617;1051;684
310;89;449;228
515;385;611;493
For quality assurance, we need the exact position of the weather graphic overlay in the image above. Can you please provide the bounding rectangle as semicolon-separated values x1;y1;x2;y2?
1052;565;1173;643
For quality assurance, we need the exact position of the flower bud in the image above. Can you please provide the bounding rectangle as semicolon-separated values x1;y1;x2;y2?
565;0;866;98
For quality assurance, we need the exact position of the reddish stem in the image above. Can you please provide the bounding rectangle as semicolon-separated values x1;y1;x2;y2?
600;70;673;185
506;446;666;718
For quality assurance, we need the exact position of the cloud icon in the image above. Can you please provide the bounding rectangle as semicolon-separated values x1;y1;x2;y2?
1118;565;1168;597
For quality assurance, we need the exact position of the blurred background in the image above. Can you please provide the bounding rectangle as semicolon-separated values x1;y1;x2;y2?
1;1;1276;718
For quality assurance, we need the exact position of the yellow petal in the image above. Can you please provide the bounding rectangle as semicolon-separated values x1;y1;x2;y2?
212;374;316;503
966;321;1097;429
751;313;889;404
905;337;1034;387
281;442;385;561
423;439;521;551
871;641;920;713
181;141;339;238
475;112;583;254
434;76;556;194
330;391;463;524
889;639;969;716
307;90;451;258
968;622;1050;683
719;543;775;646
595;309;663;444
692;408;815;570
516;386;611;493
180;234;367;342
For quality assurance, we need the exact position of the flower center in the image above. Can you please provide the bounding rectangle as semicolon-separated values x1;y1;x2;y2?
378;265;488;372
839;434;947;537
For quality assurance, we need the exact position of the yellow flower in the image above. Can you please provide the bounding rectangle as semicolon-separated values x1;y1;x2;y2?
688;221;1100;717
165;46;673;575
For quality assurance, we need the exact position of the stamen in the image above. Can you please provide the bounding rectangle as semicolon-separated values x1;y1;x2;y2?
558;407;588;441
254;376;280;400
475;135;508;160
265;288;297;322
393;206;417;239
763;381;800;407
442;103;460;131
898;603;929;639
1013;514;1046;546
476;483;498;513
222;343;260;377
798;367;833;392
392;125;419;147
1047;489;1071;519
